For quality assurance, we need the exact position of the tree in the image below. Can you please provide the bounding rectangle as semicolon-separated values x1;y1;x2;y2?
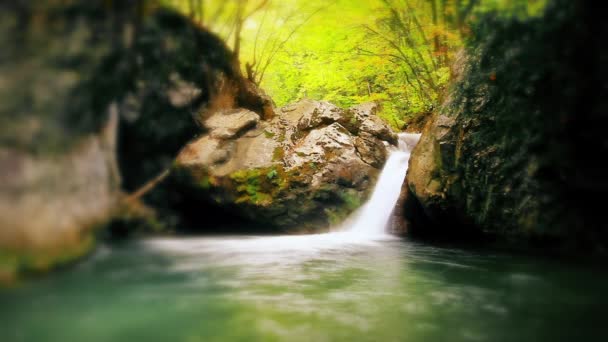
245;3;328;85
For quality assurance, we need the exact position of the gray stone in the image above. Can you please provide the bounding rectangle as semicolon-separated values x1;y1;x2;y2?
175;99;397;232
205;108;260;139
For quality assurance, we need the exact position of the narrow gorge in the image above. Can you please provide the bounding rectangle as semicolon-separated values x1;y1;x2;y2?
1;0;607;341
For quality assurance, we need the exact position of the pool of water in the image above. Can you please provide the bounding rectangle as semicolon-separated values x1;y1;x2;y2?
1;233;607;341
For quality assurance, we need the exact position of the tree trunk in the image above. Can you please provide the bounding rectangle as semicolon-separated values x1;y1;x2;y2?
429;0;442;65
233;0;245;69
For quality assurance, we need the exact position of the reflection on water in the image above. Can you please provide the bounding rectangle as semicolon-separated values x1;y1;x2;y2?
1;234;607;341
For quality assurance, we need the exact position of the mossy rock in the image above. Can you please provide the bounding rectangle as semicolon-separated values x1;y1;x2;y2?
406;0;608;252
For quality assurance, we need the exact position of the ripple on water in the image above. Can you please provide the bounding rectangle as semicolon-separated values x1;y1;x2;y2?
2;235;607;342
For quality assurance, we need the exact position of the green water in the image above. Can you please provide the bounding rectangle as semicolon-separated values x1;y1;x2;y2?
1;234;607;341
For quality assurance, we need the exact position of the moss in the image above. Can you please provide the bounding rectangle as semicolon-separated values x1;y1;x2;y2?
412;0;608;249
0;233;95;287
266;169;278;180
199;175;211;189
263;130;275;138
227;166;296;208
231;168;274;205
341;190;362;210
272;146;285;161
278;132;286;142
324;189;363;225
103;199;167;238
230;168;262;183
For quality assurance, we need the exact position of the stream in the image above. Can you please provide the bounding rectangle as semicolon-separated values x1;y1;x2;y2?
1;235;607;341
2;134;606;341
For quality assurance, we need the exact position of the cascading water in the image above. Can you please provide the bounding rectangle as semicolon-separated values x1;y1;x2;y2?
347;133;421;235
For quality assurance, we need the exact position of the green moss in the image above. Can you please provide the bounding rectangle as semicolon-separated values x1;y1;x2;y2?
278;132;286;142
228;166;295;207
105;199;166;237
324;190;363;225
199;175;211;189
231;168;273;205
263;130;275;138
230;168;262;183
413;0;608;248
0;234;95;287
266;169;278;180
340;191;362;210
272;146;285;161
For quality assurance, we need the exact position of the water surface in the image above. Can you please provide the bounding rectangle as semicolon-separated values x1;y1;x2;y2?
1;234;607;341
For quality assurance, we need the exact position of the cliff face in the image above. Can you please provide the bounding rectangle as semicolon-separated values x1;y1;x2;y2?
0;1;124;280
405;0;608;251
0;125;120;280
0;1;271;281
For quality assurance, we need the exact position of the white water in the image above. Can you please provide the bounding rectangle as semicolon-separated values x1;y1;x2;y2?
143;133;420;263
347;133;421;235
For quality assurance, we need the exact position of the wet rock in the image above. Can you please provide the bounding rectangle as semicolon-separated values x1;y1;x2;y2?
205;108;260;140
174;99;397;231
405;0;608;251
348;102;398;144
360;115;398;145
295;100;344;131
176;136;234;166
354;132;387;168
167;73;202;108
0;0;273;279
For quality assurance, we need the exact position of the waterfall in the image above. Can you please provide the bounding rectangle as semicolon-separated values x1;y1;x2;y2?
347;133;421;235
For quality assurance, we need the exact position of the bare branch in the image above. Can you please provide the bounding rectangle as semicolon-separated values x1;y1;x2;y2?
256;3;332;84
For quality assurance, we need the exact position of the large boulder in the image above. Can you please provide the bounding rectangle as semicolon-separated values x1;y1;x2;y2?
0;1;129;282
0;0;270;281
173;100;396;231
405;0;608;251
205;108;260;139
0;114;120;283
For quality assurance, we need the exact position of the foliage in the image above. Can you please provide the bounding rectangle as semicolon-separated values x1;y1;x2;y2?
166;0;547;130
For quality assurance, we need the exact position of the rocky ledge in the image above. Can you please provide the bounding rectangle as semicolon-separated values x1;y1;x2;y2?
173;100;397;231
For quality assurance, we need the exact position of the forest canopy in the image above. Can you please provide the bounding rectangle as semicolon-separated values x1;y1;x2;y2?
163;0;546;129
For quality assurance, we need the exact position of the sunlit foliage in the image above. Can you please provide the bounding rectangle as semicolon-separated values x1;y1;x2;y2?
165;0;546;129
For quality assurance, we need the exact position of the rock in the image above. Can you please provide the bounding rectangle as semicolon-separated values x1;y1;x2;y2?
108;6;273;195
346;102;398;144
0;1;132;280
174;99;397;231
0;111;120;282
360;115;398;145
295;100;343;131
212;125;280;176
176;136;233;166
285;122;375;188
350;102;381;118
406;115;455;220
405;0;608;251
205;108;260;139
354;132;387;168
286;123;354;169
0;1;274;279
167;72;202;108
